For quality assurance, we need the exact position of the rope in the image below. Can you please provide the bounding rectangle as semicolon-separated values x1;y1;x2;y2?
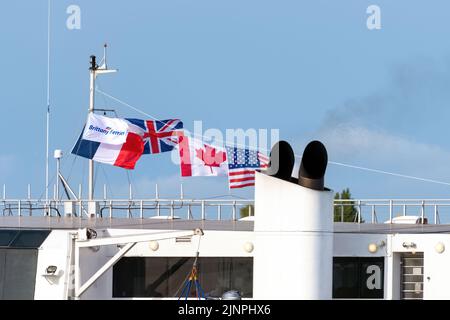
200;194;248;200
96;88;265;152
176;231;204;300
328;161;450;187
96;88;450;188
96;89;158;120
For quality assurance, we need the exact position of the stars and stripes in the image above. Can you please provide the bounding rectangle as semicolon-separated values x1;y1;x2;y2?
125;118;183;154
226;146;269;189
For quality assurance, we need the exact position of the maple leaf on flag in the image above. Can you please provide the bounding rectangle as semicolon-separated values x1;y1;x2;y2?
196;144;227;173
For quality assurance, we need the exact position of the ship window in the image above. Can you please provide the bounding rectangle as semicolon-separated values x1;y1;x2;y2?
0;249;38;299
113;257;253;298
10;230;51;248
167;257;194;297
0;230;19;247
333;257;384;299
0;230;50;248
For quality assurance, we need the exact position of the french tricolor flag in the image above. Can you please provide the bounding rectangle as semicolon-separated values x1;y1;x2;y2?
71;123;144;170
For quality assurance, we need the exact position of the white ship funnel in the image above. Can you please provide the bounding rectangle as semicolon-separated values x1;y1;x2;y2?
253;140;334;299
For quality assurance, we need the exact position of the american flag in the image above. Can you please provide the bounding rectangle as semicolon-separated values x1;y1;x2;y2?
226;146;269;189
126;118;183;154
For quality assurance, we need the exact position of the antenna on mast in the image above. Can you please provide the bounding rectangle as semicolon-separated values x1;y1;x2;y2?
99;43;108;70
95;43;117;76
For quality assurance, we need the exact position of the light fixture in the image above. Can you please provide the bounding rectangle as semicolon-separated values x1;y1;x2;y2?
149;240;159;251
368;241;385;253
402;242;417;249
368;243;378;253
42;265;64;282
243;242;254;253
402;241;418;254
45;265;58;275
435;242;445;254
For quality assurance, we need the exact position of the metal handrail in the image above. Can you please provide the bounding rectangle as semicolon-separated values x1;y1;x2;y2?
0;198;449;223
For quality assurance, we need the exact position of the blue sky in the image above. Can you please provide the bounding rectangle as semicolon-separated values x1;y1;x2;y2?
2;1;450;200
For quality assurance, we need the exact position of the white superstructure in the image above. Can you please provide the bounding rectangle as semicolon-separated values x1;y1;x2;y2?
1;189;450;299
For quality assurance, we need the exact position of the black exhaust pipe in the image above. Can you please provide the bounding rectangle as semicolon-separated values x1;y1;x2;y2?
298;140;328;191
265;141;295;182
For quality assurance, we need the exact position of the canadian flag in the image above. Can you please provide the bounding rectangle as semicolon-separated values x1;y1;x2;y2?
179;136;229;177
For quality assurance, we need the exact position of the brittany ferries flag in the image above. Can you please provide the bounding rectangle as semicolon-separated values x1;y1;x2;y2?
82;113;129;145
72;121;144;170
179;136;229;177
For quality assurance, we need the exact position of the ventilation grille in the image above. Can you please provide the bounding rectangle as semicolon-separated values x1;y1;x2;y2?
175;236;192;243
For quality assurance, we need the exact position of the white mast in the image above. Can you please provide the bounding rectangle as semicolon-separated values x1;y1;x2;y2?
88;45;117;201
88;55;96;201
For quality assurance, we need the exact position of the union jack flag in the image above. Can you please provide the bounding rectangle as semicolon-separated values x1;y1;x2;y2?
126;118;184;154
226;146;269;189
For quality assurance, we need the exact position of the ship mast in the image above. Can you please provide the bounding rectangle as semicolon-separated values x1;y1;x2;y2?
88;45;117;201
88;56;96;201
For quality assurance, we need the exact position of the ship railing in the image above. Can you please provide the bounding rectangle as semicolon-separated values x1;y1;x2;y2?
1;198;450;223
0;198;255;221
333;199;450;224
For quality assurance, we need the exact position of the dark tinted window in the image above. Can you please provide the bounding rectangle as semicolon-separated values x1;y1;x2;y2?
0;249;38;300
10;230;51;248
0;230;19;247
0;230;50;248
333;257;384;299
113;257;253;298
142;257;170;297
167;257;194;297
360;259;384;298
199;257;253;298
